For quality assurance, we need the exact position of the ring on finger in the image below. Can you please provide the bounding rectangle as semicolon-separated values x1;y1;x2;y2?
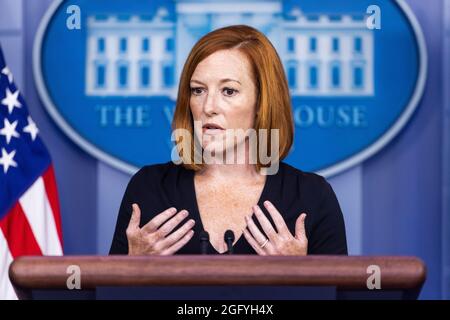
259;238;269;248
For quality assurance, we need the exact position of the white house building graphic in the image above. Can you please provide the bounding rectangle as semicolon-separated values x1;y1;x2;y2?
85;0;374;97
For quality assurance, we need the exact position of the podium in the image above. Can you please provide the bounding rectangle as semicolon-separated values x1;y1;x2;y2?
9;255;426;300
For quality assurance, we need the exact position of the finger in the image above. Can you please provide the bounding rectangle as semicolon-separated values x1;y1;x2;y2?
295;213;307;241
127;203;141;231
141;207;178;233
161;230;194;255
245;215;276;254
158;219;195;249
252;205;278;243
156;210;190;237
263;201;290;235
243;228;266;255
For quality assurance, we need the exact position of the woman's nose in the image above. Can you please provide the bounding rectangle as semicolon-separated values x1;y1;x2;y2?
203;92;219;116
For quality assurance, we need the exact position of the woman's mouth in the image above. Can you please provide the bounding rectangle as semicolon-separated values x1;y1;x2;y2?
202;123;225;135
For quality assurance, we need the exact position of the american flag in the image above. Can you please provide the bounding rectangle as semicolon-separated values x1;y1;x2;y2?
0;46;63;299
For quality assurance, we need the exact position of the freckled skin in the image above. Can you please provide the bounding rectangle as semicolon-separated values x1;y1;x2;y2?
189;49;258;154
189;49;308;255
190;49;264;253
194;175;266;253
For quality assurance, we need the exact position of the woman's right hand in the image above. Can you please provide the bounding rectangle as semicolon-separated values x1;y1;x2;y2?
126;203;195;255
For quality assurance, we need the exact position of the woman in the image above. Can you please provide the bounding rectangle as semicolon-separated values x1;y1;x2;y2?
110;25;347;255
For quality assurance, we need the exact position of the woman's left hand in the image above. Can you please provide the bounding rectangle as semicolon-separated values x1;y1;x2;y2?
243;200;308;255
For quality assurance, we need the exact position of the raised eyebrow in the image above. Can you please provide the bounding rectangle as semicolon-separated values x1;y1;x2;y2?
190;79;205;85
220;78;241;85
190;79;241;85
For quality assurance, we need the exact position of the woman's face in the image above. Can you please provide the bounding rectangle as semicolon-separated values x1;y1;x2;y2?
189;49;258;157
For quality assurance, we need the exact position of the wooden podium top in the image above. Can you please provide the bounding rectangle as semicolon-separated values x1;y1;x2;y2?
9;255;426;293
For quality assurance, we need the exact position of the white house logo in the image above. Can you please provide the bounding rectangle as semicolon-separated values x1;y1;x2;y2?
34;0;426;176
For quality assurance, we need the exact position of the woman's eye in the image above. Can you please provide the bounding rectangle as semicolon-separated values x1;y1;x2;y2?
223;88;238;97
190;87;204;95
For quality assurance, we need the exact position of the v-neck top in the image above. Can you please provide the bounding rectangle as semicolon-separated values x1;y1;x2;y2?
109;161;348;255
190;165;271;254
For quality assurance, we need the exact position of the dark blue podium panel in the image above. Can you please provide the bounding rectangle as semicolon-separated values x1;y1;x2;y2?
30;286;417;300
95;286;337;300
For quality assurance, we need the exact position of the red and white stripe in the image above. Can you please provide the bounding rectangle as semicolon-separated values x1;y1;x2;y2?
0;166;63;300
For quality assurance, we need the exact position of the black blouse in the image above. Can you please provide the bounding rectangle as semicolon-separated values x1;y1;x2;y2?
109;161;348;255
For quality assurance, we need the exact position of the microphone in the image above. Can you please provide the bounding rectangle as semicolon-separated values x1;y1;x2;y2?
224;230;235;254
200;230;210;254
